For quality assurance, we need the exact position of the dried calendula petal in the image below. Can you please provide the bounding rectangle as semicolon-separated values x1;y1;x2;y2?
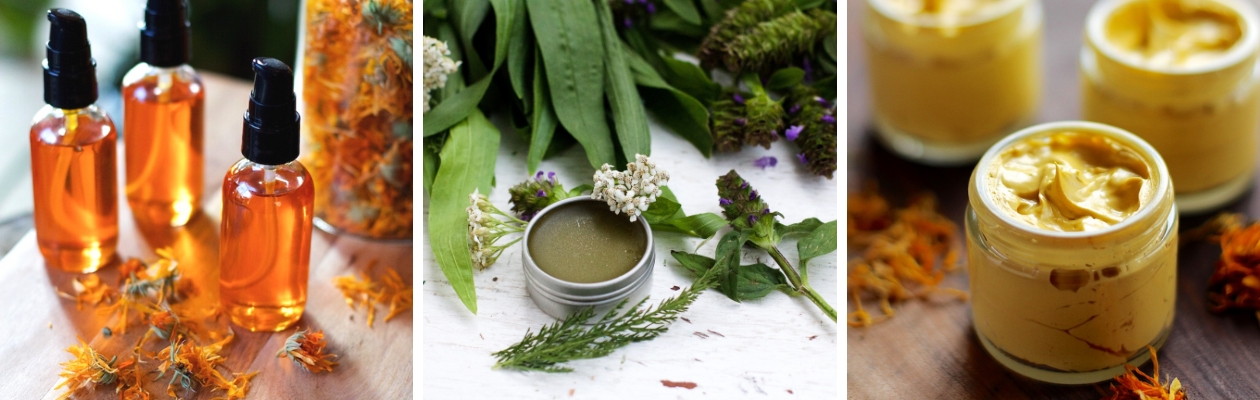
55;338;120;400
1204;213;1260;322
57;273;118;310
277;329;339;373
333;262;413;327
156;333;253;399
847;187;967;327
114;357;151;400
1102;346;1187;400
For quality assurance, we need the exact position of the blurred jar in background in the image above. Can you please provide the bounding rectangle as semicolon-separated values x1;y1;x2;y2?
863;0;1043;165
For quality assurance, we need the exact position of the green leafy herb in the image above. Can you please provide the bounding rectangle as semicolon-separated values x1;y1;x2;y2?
767;67;805;90
528;0;615;169
528;47;559;173
671;251;788;301
428;110;501;313
492;268;720;372
697;0;797;70
797;220;837;282
597;0;652;162
662;0;703;25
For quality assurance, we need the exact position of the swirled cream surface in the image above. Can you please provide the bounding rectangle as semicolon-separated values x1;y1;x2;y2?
881;0;1005;19
986;132;1152;232
1104;0;1242;68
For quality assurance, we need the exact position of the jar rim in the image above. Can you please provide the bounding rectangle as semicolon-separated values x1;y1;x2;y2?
973;121;1172;239
1086;0;1260;75
866;0;1030;29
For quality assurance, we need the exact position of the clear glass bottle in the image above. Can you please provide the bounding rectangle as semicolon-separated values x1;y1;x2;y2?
32;9;118;273
298;0;413;240
1081;0;1260;213
967;121;1177;384
863;0;1043;164
220;58;314;332
122;0;204;228
31;105;119;273
122;64;205;228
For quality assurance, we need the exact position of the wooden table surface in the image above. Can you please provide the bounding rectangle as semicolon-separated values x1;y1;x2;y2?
847;1;1260;399
0;73;413;399
423;108;839;397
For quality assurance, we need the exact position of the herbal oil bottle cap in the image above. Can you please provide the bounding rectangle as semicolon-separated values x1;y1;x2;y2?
140;0;191;67
242;57;300;165
44;9;97;110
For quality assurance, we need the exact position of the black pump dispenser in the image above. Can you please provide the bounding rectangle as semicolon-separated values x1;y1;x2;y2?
140;0;190;67
44;9;97;110
242;58;300;165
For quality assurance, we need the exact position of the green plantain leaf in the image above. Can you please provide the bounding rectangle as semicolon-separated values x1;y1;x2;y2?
528;47;558;173
424;0;516;136
660;56;721;105
528;0;615;169
767;67;806;90
662;0;703;25
596;0;652;162
429;110;501;314
507;0;532;102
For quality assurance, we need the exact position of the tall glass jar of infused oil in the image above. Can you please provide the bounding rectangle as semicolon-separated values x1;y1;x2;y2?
863;0;1043;165
967;121;1177;384
296;0;413;240
1081;0;1260;214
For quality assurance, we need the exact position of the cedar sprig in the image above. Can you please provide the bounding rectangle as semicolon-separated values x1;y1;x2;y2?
711;90;749;153
492;271;719;372
785;85;837;178
723;9;835;75
697;0;797;70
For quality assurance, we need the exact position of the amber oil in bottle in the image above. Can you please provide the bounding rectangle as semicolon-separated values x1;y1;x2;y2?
123;0;204;227
220;58;314;332
31;10;119;273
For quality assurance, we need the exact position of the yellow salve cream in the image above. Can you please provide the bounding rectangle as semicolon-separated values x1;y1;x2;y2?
864;0;1042;164
1082;0;1260;213
968;122;1177;384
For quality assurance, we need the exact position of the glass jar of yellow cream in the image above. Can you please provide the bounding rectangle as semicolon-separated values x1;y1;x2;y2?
863;0;1043;164
967;121;1177;384
1082;0;1260;213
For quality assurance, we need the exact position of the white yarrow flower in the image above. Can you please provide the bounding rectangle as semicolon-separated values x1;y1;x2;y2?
591;154;670;223
465;188;526;270
423;36;461;114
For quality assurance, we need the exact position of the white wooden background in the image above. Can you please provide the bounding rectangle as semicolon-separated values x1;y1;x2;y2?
422;116;839;399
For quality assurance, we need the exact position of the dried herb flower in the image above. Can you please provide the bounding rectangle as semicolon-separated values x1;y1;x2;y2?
467;190;526;270
697;0;797;71
1199;213;1260;322
155;334;254;400
1102;346;1186;400
423;36;460;113
333;262;413;327
740;79;784;150
508;171;568;221
56;273;117;310
847;187;967;327
722;9;836;75
592;154;670;222
114;357;150;400
278;329;339;373
55;339;121;400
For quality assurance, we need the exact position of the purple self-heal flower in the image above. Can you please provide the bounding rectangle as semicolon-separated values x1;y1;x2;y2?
754;156;777;169
815;96;829;108
788;104;801;115
536;190;546;198
623;17;632;28
762;208;770;215
821;114;835;124
748;214;758;225
740;182;748;189
719;198;732;206
802;58;814;83
735;118;747;126
733;93;745;104
796;153;808;164
749;190;759;201
548;171;556;184
785;125;803;141
646;3;656;13
535;171;544;180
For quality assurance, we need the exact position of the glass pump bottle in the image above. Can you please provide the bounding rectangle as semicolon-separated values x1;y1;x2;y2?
220;58;314;332
122;0;205;228
31;9;118;273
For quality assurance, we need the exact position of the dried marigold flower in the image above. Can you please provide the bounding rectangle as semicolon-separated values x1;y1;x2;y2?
55;338;120;400
277;329;339;373
1102;346;1186;400
847;187;967;327
1202;213;1260;323
334;261;413;327
114;357;151;400
156;333;253;399
56;273;117;310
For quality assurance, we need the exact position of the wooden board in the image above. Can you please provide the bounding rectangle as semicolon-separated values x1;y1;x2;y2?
0;73;413;399
422;113;840;396
847;1;1260;398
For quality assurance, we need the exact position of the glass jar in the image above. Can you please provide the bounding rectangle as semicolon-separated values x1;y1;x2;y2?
967;121;1177;384
863;0;1042;165
297;0;413;240
1081;0;1260;214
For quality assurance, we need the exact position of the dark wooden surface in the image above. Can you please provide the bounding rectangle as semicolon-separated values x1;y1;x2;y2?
847;1;1260;399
